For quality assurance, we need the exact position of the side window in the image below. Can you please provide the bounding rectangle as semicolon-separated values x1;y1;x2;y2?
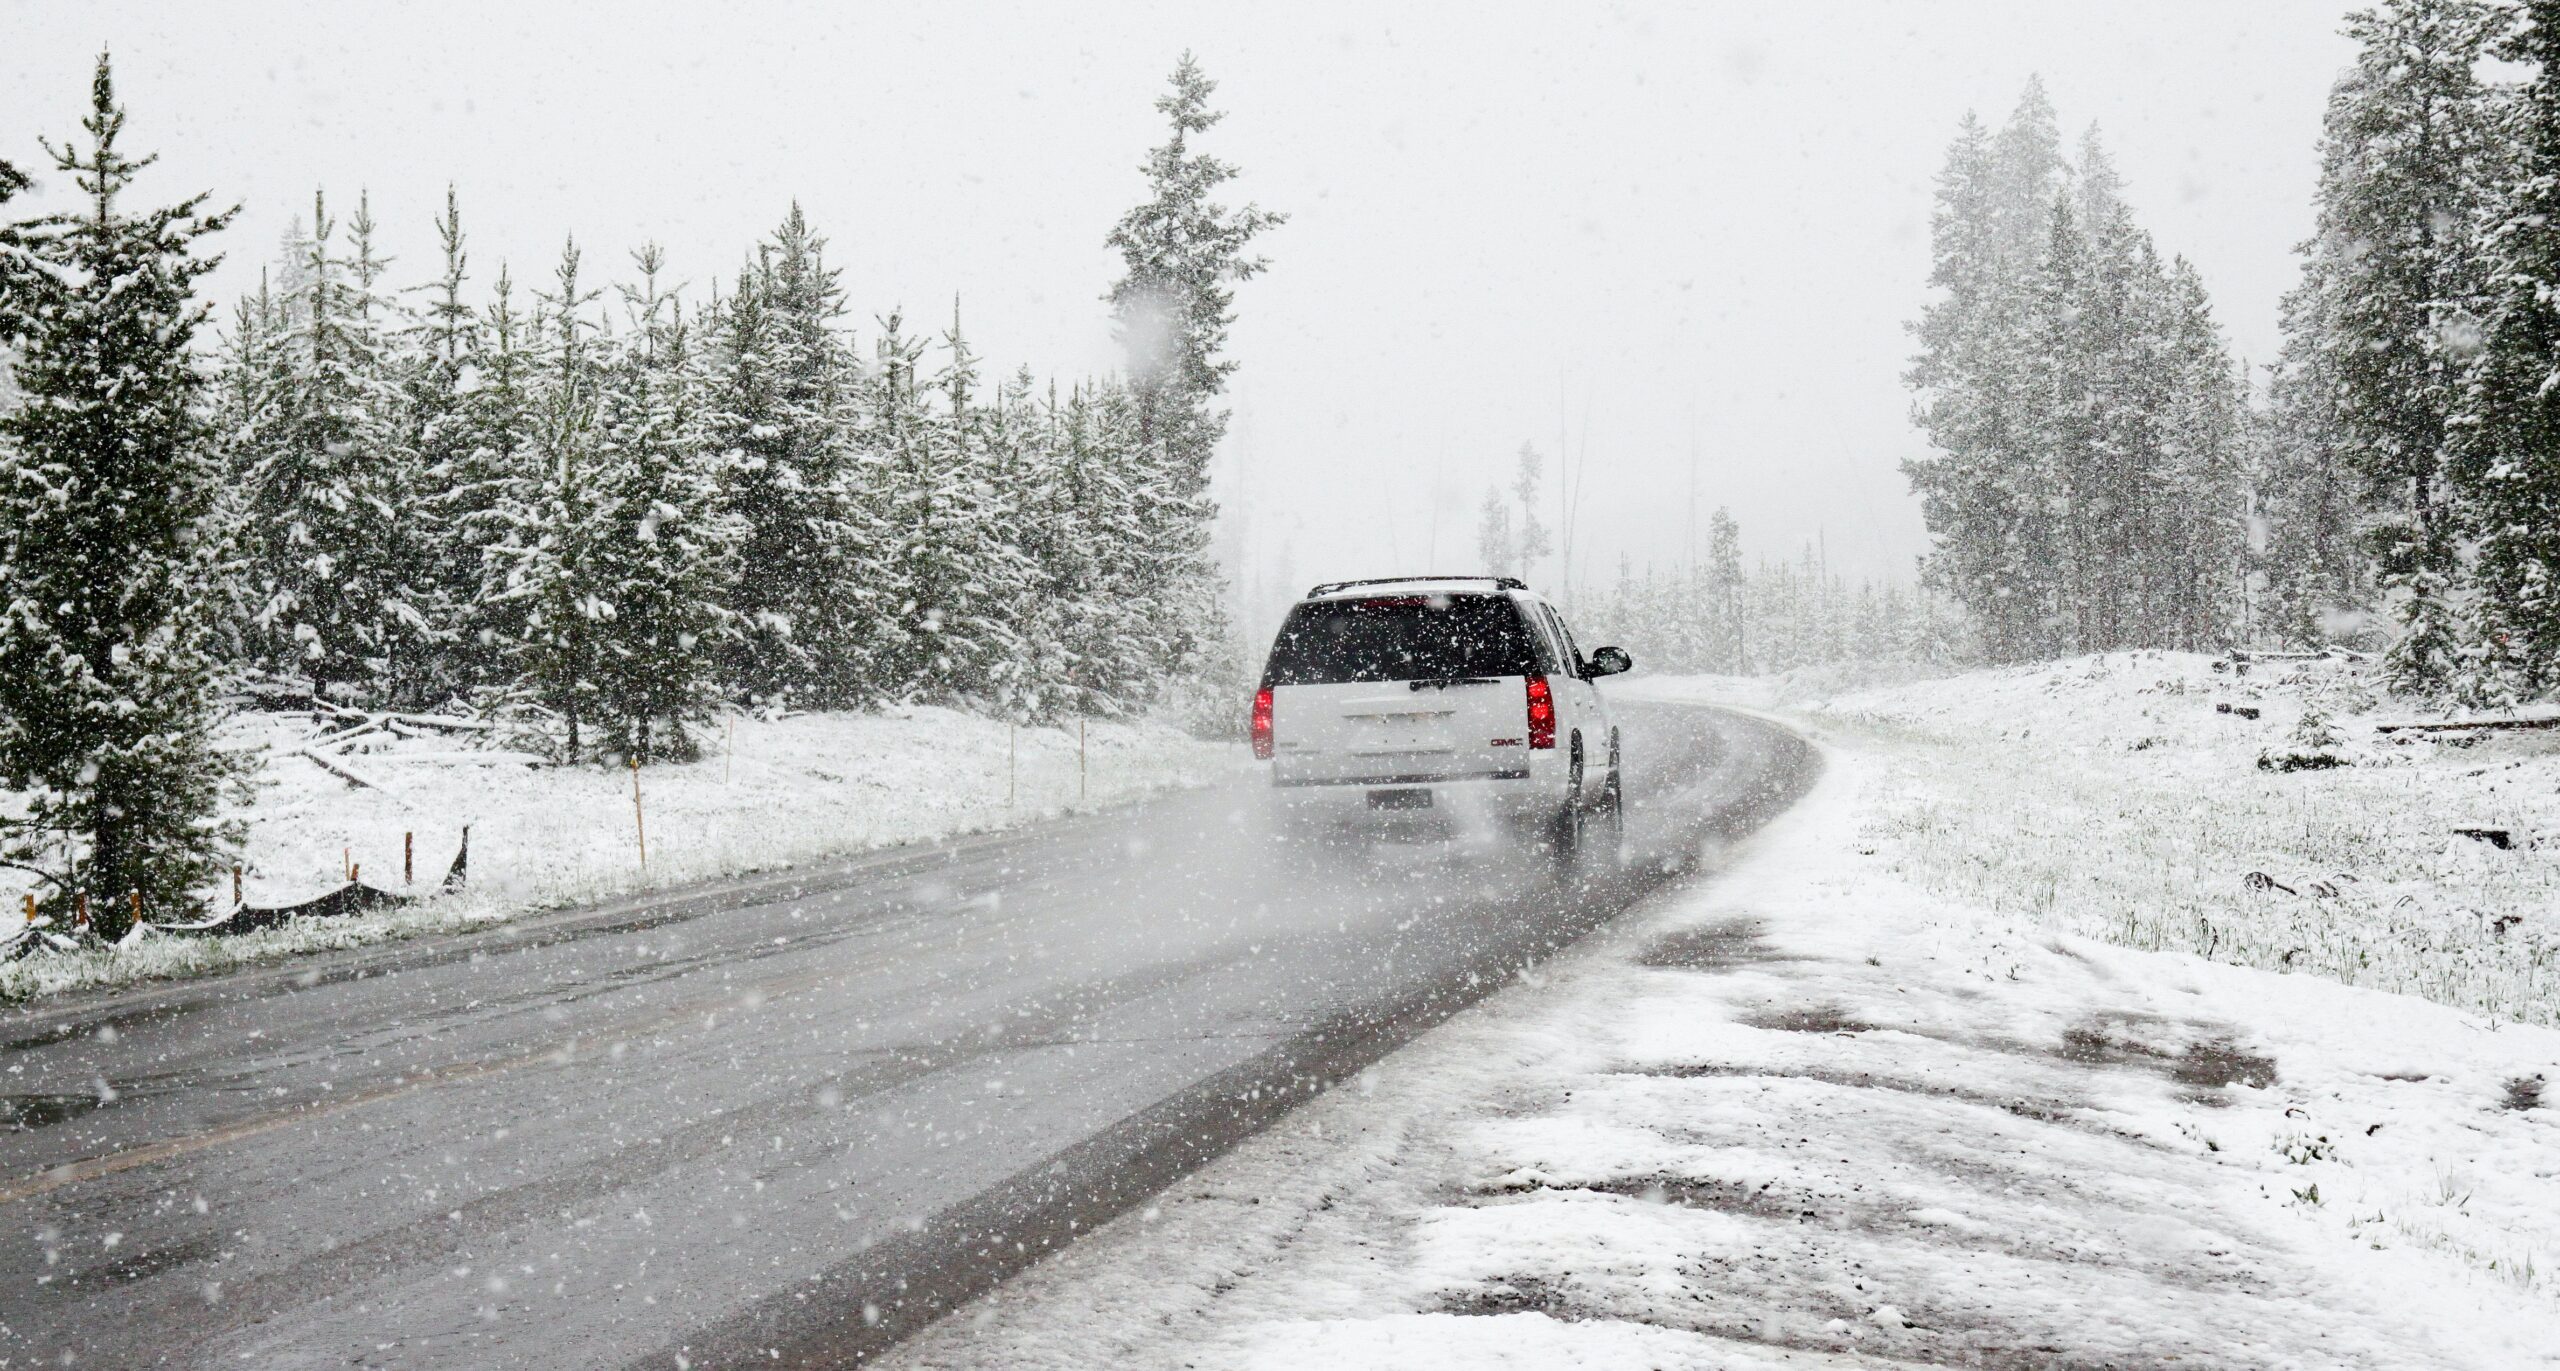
1544;606;1587;678
1516;601;1566;674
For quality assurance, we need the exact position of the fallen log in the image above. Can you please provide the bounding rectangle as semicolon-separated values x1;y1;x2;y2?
2374;715;2560;735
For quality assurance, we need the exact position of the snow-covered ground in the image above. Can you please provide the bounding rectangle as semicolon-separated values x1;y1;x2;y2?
882;662;2560;1369
1678;651;2560;1030
0;707;1241;1003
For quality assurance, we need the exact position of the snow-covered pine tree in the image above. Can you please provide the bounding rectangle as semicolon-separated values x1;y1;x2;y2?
488;240;608;758
870;308;978;701
1038;379;1159;716
240;190;431;703
1105;54;1281;688
2013;193;2088;657
1511;444;1554;581
2303;0;2511;693
584;247;738;760
2257;264;2371;646
205;275;285;670
2153;259;2247;651
450;265;539;692
1475;487;1515;575
1904;88;2066;663
0;55;241;932
1706;507;1746;673
405;187;489;700
2455;0;2560;695
708;206;870;707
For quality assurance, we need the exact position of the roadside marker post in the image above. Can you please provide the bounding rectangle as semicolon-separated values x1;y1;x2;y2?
74;892;87;932
130;891;142;929
21;893;33;926
631;756;648;870
404;831;414;886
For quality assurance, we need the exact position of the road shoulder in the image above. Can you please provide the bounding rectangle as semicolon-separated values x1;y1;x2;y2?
881;742;2560;1370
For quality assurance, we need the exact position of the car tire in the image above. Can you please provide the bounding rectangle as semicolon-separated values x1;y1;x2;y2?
1594;739;1626;873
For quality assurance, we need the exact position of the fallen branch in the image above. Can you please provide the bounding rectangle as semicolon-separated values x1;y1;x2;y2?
2374;715;2560;735
293;747;406;801
370;750;545;767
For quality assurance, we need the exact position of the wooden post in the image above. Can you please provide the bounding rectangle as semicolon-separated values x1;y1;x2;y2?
130;890;142;929
74;892;87;931
351;862;359;883
631;756;648;870
22;893;33;926
232;864;244;907
342;846;351;882
404;831;414;886
1078;719;1087;803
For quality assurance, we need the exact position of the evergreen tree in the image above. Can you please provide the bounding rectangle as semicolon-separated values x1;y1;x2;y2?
2455;0;2560;694
239;190;430;702
585;247;737;759
0;55;240;933
1104;54;1281;686
2258;266;2372;644
2303;0;2510;691
488;240;608;757
406;187;489;699
709;206;871;706
1904;89;2065;662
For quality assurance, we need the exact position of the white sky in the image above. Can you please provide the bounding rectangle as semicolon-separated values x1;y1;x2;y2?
5;1;2362;635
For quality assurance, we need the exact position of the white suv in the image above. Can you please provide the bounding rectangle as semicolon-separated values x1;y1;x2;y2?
1251;576;1632;861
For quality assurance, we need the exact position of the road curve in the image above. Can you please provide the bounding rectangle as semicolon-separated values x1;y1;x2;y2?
0;700;1813;1369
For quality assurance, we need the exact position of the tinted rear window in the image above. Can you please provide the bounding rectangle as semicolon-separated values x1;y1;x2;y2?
1262;595;1541;686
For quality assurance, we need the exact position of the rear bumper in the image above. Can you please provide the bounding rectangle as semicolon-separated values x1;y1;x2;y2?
1264;761;1564;830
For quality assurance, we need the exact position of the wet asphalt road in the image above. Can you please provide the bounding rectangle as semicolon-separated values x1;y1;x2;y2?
0;700;1812;1369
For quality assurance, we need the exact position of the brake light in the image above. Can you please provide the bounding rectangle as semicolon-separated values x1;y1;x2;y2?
1251;687;1275;759
1525;674;1555;749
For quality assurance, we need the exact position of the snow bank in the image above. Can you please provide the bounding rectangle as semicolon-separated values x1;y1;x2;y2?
0;707;1242;1003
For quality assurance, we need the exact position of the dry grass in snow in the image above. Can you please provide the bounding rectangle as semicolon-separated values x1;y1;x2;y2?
1637;652;2560;1029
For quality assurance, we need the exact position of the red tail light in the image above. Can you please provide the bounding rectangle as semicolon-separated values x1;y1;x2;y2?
1251;687;1275;759
1525;674;1556;749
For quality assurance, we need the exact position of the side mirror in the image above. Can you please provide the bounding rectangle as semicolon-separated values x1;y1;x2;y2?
1586;646;1632;678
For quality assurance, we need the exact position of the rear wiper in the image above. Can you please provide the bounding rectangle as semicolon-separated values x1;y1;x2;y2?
1410;676;1499;691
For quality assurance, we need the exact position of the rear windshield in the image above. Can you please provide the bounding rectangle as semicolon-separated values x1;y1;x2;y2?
1262;594;1542;686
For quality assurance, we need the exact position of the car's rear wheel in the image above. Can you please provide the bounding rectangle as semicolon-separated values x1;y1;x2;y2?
1594;736;1626;873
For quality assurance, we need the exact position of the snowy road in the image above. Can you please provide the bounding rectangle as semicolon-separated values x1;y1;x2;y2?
0;700;1812;1369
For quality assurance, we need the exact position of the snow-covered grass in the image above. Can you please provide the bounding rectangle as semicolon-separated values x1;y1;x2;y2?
883;746;2560;1370
1635;653;2560;1030
0;706;1242;1003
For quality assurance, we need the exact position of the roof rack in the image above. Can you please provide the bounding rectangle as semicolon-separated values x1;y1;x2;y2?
1304;575;1528;597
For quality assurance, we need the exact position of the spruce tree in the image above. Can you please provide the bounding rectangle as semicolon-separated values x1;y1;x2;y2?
240;190;429;703
585;247;737;759
2456;0;2560;693
1104;55;1281;691
709;206;871;706
2306;0;2510;691
0;55;240;932
489;240;607;757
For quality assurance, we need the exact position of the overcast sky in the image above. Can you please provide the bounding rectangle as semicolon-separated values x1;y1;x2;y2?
5;1;2362;633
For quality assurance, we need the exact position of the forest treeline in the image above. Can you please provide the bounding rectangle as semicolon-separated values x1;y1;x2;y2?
0;54;1276;927
1582;509;1962;682
1904;0;2560;704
